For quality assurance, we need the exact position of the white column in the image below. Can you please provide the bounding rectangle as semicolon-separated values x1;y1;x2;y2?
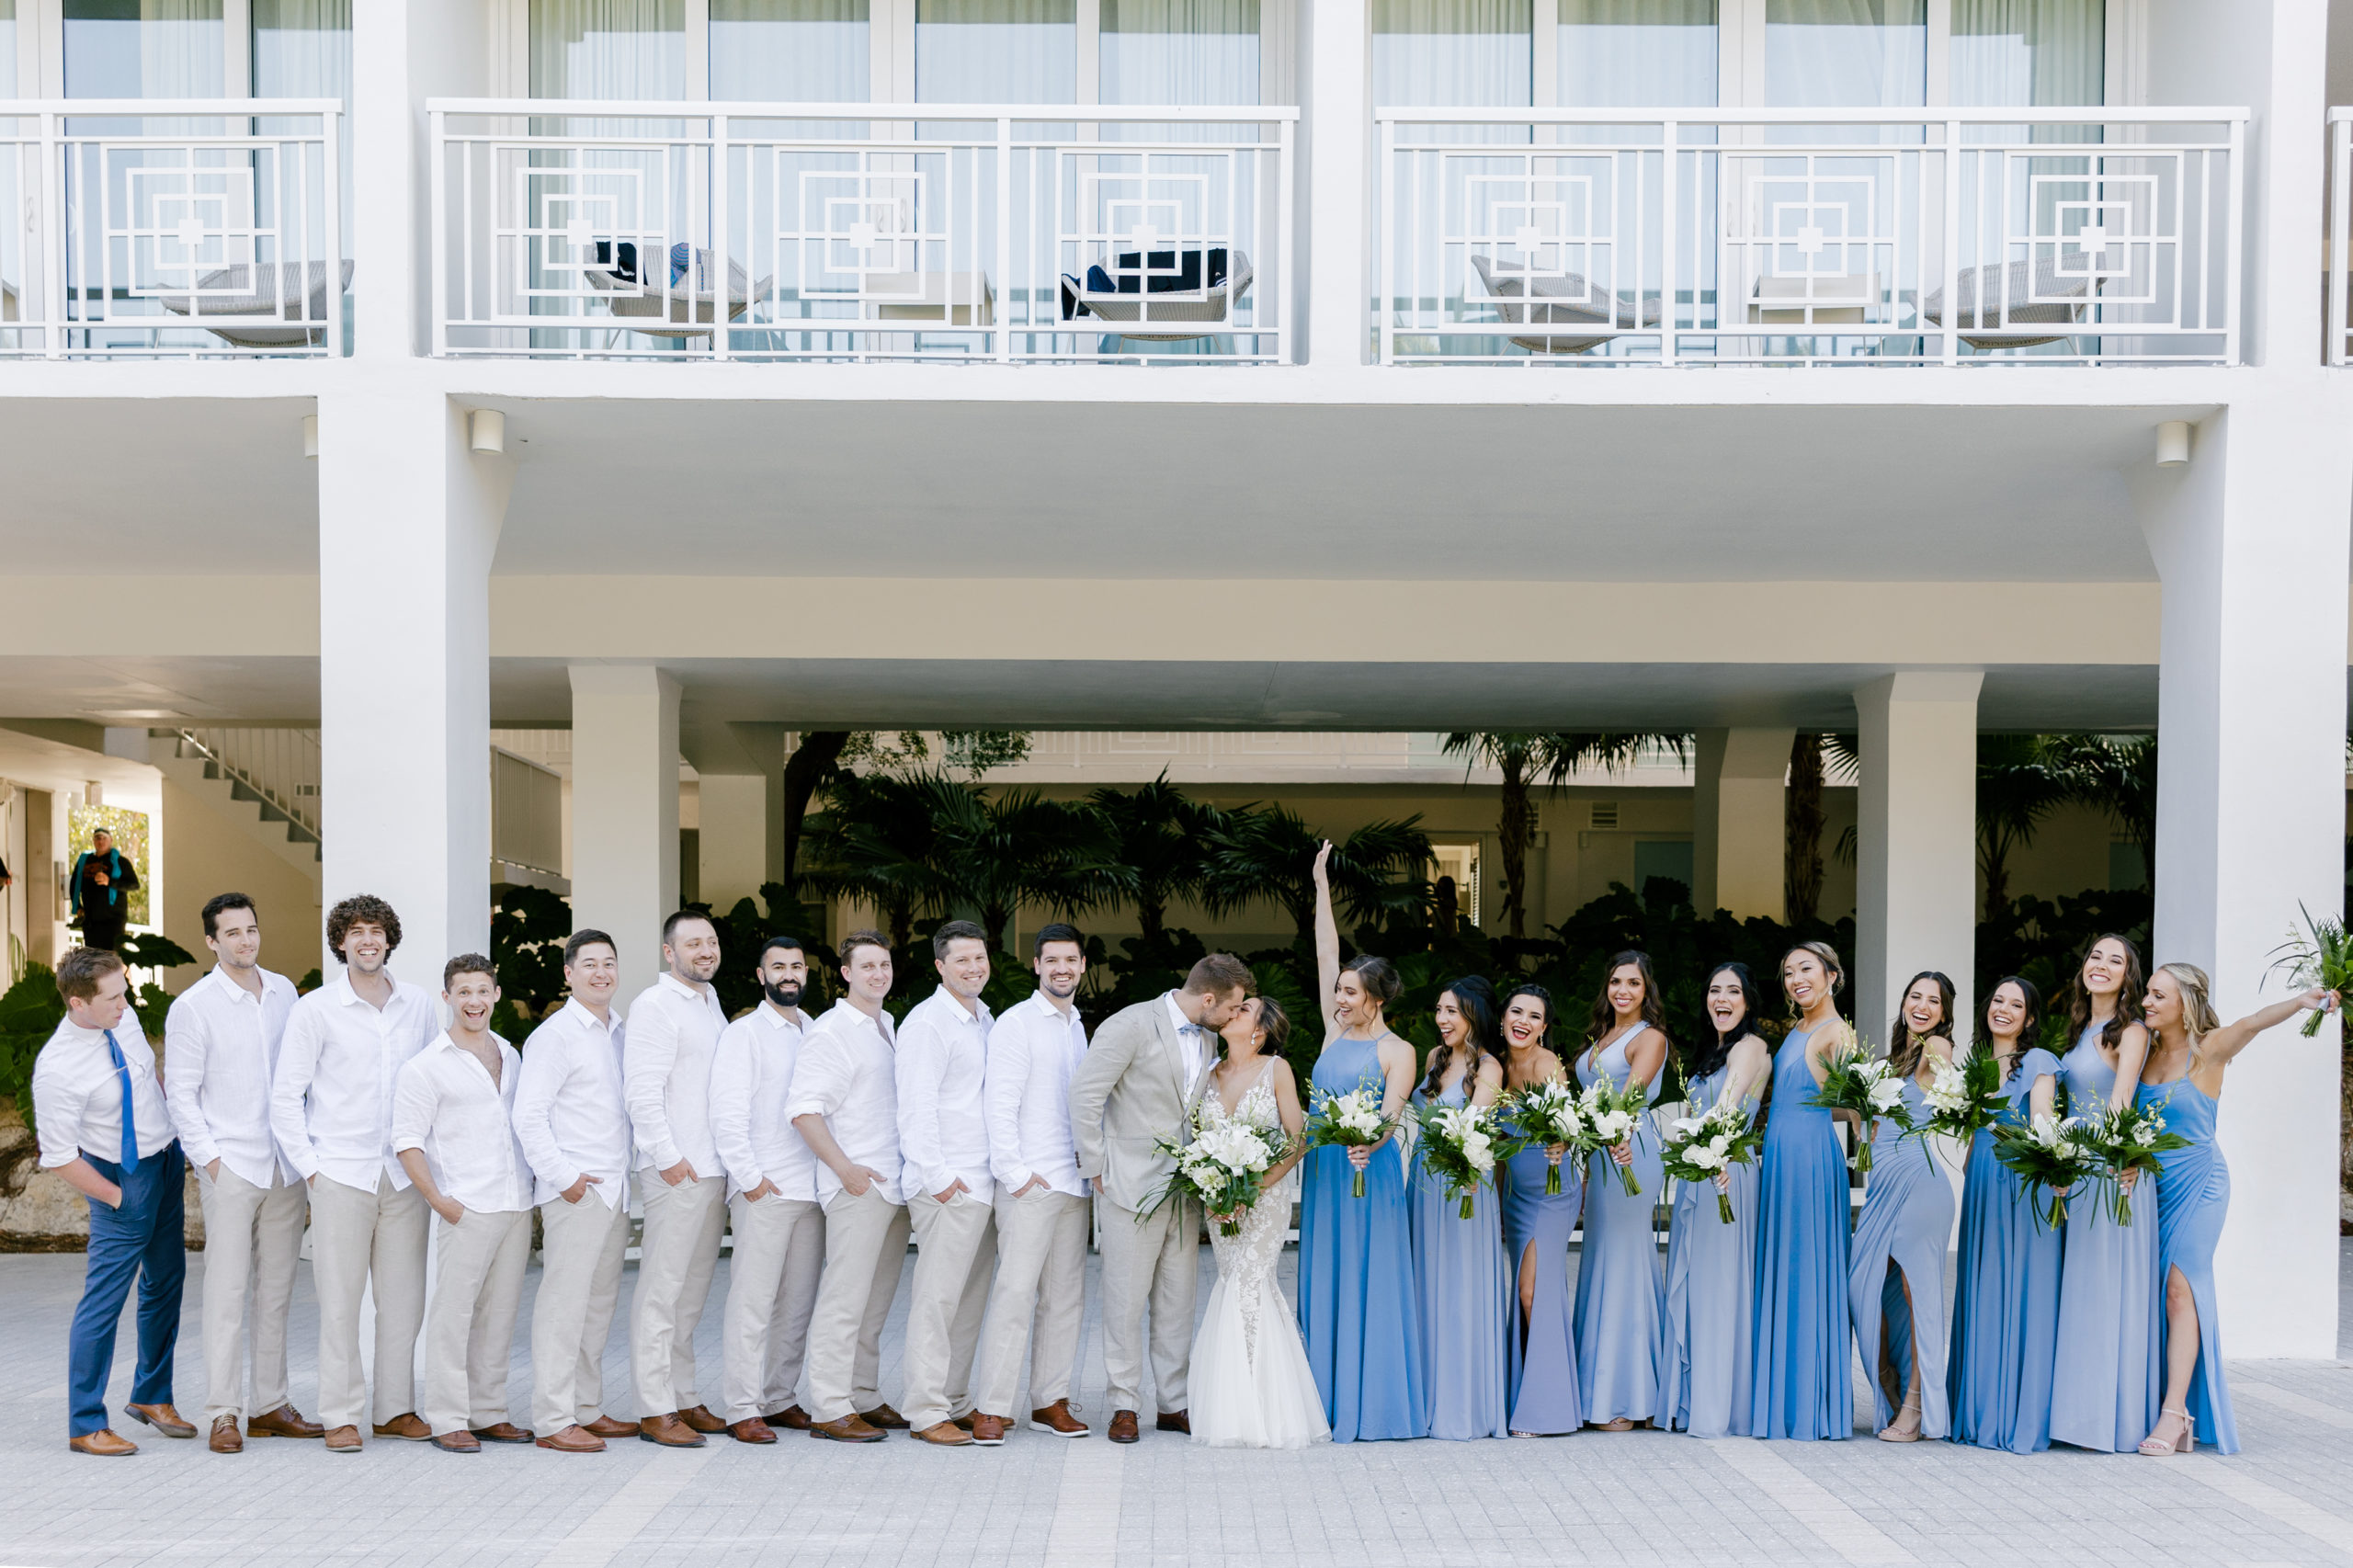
1691;727;1794;920
1852;673;1980;1054
318;390;508;990
1302;0;1368;366
2134;401;2353;1358
696;773;768;918
569;666;681;1004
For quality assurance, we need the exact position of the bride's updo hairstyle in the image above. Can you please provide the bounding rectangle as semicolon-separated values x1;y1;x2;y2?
1251;997;1292;1058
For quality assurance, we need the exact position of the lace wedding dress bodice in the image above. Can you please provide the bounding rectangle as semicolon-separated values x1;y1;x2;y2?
1199;1068;1291;1367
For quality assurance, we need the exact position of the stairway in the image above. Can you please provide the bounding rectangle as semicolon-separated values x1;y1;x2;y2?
148;731;324;883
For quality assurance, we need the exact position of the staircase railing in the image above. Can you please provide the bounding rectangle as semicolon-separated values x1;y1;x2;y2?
168;728;322;844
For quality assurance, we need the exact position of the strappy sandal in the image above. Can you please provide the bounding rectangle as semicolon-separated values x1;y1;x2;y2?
2137;1407;2194;1456
1875;1399;1923;1443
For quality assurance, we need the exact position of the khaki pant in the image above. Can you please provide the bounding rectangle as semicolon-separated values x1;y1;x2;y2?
420;1206;530;1436
530;1191;631;1435
802;1186;910;1423
630;1172;727;1415
721;1192;825;1424
193;1162;307;1424
308;1173;429;1430
900;1189;996;1431
1097;1194;1197;1415
974;1187;1090;1419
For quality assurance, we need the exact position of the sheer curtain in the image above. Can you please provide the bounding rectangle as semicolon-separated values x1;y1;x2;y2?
253;0;352;307
1374;0;1531;116
65;0;224;98
1558;0;1715;109
1950;0;2101;108
917;0;1076;105
1100;0;1258;107
1765;0;1924;109
710;0;870;101
530;0;687;97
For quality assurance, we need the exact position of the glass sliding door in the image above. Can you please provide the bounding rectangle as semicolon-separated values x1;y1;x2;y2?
1764;0;1923;112
1100;0;1257;110
1374;0;1531;134
65;0;224;100
530;0;687;98
1558;0;1715;110
710;0;870;102
917;0;1076;107
253;0;351;293
1950;0;2100;111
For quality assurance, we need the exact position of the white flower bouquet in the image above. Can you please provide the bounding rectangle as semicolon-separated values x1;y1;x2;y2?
2075;1099;2188;1227
1991;1111;2101;1230
1910;1047;2006;1148
1304;1082;1405;1199
1148;1103;1290;1238
1412;1102;1517;1219
1499;1078;1586;1196
1804;1036;1910;1174
1576;1072;1651;1198
1657;1096;1762;1223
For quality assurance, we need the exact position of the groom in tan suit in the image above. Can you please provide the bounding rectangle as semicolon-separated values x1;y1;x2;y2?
1068;953;1253;1443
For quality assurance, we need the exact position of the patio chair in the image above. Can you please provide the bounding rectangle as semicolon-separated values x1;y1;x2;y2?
1919;256;2093;349
584;241;772;338
1059;247;1253;342
1466;252;1660;354
157;258;352;347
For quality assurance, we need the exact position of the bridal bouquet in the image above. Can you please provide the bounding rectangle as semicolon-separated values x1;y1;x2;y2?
1576;1073;1650;1199
1991;1112;2100;1230
1499;1078;1586;1195
1305;1083;1405;1199
1148;1106;1288;1238
1411;1102;1515;1219
2075;1099;2188;1227
1805;1037;1909;1174
1910;1047;2006;1148
2268;902;2353;1036
1657;1096;1762;1224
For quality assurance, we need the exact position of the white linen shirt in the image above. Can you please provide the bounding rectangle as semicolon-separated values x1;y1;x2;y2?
786;1001;903;1206
164;964;300;1188
269;974;441;1191
709;1003;816;1202
392;1032;532;1214
621;971;728;1176
895;987;995;1204
31;1012;176;1170
984;990;1089;1199
1166;991;1213;1096
512;997;631;1210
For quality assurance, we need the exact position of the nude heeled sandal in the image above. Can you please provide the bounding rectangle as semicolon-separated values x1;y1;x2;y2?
2137;1408;2194;1456
1876;1400;1923;1443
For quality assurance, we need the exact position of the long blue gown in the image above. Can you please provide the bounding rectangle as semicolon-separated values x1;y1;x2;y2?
2138;1074;2239;1453
1947;1047;2063;1453
1848;1075;1955;1439
1573;1028;1665;1425
1747;1024;1853;1440
1661;1063;1756;1437
2048;1028;2162;1451
1497;1088;1583;1434
1410;1075;1510;1440
1297;1032;1427;1441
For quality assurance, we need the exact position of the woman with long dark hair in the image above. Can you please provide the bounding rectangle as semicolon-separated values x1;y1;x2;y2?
1495;983;1581;1436
1410;977;1509;1440
1661;962;1769;1438
1572;950;1669;1430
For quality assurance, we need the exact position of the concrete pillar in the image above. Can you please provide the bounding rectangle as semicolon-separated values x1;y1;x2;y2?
1852;674;1980;1056
1692;727;1794;920
1302;0;1368;366
569;666;681;1004
318;390;508;990
697;774;768;919
2134;401;2353;1358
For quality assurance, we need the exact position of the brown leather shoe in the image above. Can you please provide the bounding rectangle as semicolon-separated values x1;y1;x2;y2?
676;1403;727;1434
949;1413;976;1433
471;1422;534;1444
583;1415;638;1439
1031;1400;1090;1437
70;1428;137;1457
125;1403;197;1438
858;1403;910;1430
246;1404;326;1439
810;1414;886;1443
727;1417;776;1445
968;1413;1008;1446
372;1413;432;1441
209;1415;243;1453
1108;1410;1140;1444
431;1429;482;1453
637;1413;707;1449
1154;1409;1190;1435
762;1404;812;1430
324;1426;362;1453
912;1421;972;1447
536;1425;607;1453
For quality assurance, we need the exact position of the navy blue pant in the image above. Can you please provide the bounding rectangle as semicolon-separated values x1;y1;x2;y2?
69;1145;187;1436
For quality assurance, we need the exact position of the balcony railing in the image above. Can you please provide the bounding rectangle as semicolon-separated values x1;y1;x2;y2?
0;100;345;358
2330;108;2351;366
1376;107;2245;368
428;99;1294;364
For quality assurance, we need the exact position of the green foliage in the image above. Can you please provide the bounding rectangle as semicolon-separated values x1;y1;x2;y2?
1977;886;2152;1006
1196;805;1433;947
692;887;841;1022
1087;774;1212;942
837;730;1033;780
0;963;64;1136
295;968;324;994
490;884;574;1040
116;930;199;972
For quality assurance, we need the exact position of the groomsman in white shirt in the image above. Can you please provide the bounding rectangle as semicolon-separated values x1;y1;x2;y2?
789;930;911;1444
623;909;732;1448
710;935;822;1443
268;894;440;1452
163;892;324;1453
392;955;537;1453
970;924;1093;1445
512;929;641;1453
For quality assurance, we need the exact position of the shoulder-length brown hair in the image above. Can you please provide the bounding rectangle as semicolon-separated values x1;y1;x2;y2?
2063;933;2146;1059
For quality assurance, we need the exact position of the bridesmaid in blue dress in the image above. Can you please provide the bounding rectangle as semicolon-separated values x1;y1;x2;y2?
1850;971;1959;1443
1661;963;1768;1438
1295;842;1426;1441
1496;983;1583;1437
1748;940;1855;1441
2133;964;2336;1456
1947;976;2063;1453
1572;950;1668;1430
1410;977;1510;1440
2049;935;2162;1452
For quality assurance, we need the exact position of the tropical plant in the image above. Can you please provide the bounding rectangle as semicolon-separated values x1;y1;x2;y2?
777;731;850;902
1785;733;1829;922
1975;734;2075;919
907;776;1134;952
1196;804;1433;949
0;961;63;1138
2043;733;2157;889
1087;772;1213;945
490;883;575;1038
799;769;944;948
835;729;1033;780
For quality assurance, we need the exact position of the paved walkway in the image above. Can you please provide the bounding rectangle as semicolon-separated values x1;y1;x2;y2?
2;1240;2351;1568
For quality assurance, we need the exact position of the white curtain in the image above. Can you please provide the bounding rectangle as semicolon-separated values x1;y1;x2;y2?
1950;0;2101;108
1558;0;1715;109
1764;0;1924;108
710;0;870;101
253;0;351;102
530;0;687;98
917;0;1076;105
1100;0;1258;107
1373;0;1531;109
64;0;223;98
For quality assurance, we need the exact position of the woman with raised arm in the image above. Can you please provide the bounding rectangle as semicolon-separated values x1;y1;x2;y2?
1495;983;1582;1437
2050;936;2161;1452
2132;964;2336;1457
1747;941;1855;1441
1572;951;1669;1431
1410;977;1510;1440
1948;975;2063;1453
1661;962;1770;1439
1849;971;1959;1443
1293;842;1426;1442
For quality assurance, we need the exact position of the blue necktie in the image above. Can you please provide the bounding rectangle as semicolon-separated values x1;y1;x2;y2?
103;1029;138;1175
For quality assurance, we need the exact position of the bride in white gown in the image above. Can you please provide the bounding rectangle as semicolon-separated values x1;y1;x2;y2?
1188;997;1332;1449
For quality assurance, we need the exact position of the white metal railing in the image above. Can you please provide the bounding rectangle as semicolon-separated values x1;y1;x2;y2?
0;100;344;358
176;728;322;841
1376;107;2245;368
2330;109;2351;366
429;99;1293;364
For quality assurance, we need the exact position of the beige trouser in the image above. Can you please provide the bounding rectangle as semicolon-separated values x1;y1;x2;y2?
974;1187;1090;1419
530;1192;631;1435
1097;1194;1197;1415
631;1172;727;1415
420;1206;531;1436
802;1186;910;1423
722;1192;825;1424
193;1162;307;1424
308;1173;429;1430
900;1189;996;1431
